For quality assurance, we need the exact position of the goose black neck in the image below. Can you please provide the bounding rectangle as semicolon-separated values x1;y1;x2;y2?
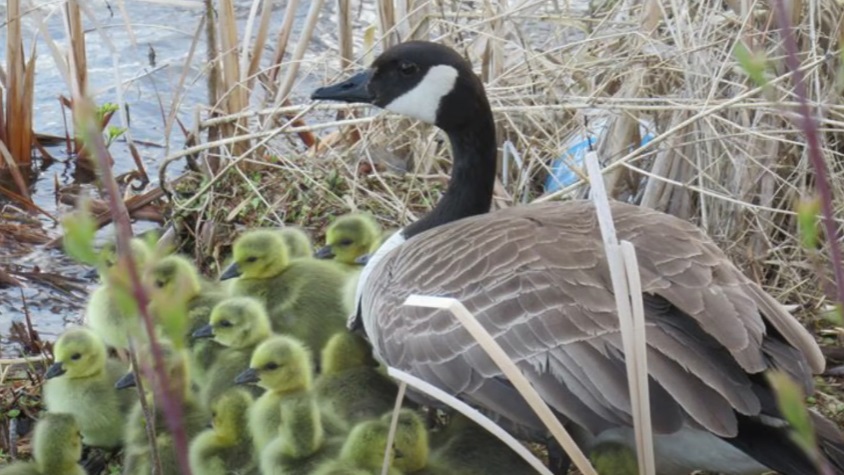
404;112;497;239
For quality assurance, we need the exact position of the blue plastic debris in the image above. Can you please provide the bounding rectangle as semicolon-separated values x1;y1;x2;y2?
544;125;655;193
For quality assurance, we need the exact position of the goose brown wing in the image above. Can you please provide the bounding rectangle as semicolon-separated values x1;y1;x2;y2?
360;200;823;438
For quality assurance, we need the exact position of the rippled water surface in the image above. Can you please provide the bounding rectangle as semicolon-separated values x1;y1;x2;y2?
0;0;381;354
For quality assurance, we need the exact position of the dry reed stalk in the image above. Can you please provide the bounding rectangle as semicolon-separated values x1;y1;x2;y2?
217;0;250;156
404;295;599;475
585;150;655;474
377;0;397;48
4;0;34;177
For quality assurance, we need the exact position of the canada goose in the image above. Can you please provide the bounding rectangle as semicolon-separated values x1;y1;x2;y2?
191;296;270;408
234;334;322;455
0;413;85;475
315;331;400;425
312;40;844;475
118;342;210;475
42;327;135;448
279;226;315;259
314;212;382;268
188;387;258;475
220;230;349;354
145;254;226;383
311;419;401;475
85;237;152;352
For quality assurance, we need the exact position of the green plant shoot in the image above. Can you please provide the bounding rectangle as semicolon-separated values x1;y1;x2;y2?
61;198;99;265
733;42;770;89
767;371;819;465
797;196;821;250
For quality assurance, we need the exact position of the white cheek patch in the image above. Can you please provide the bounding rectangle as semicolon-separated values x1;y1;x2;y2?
384;65;459;124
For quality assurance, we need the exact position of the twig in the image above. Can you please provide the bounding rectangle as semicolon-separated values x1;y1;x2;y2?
772;0;844;316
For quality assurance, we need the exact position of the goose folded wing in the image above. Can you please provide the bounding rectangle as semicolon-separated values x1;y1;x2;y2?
362;200;821;439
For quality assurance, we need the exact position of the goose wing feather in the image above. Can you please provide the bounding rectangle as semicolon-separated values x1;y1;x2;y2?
360;200;823;438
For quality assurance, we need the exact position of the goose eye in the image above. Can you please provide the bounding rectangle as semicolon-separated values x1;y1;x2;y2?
245;256;258;263
70;353;82;361
398;61;418;76
219;320;233;328
264;362;280;370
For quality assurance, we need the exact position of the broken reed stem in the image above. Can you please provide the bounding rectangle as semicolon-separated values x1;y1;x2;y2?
772;0;844;318
74;97;192;475
403;295;599;475
585;151;655;474
384;367;554;475
381;380;408;475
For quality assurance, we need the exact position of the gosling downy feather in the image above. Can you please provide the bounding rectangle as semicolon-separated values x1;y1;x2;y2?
43;327;135;448
221;230;349;355
314;212;382;268
84;237;153;351
0;413;85;475
279;226;315;259
191;296;270;408
234;334;322;455
188;387;258;475
145;254;226;383
311;419;401;475
312;40;842;475
119;343;210;475
314;331;399;426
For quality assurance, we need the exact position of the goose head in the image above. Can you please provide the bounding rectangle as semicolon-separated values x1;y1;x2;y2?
312;41;487;132
315;213;381;264
32;412;83;471
46;327;107;380
234;335;313;393
145;254;202;302
221;230;290;281
380;409;429;472
209;388;253;443
193;296;271;349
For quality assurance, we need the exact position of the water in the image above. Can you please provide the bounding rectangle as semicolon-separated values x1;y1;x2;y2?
0;0;379;354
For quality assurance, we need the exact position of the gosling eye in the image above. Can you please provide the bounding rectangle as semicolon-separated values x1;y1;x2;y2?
338;238;354;247
245;256;258;263
155;279;166;289
264;362;280;370
398;61;418;76
219;320;233;328
70;353;82;361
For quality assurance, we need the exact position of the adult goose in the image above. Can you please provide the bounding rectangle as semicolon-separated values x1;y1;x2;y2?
311;41;844;475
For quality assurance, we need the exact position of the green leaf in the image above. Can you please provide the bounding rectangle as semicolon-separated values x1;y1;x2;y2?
61;199;99;265
6;409;20;418
767;371;818;462
733;42;769;89
797;197;821;250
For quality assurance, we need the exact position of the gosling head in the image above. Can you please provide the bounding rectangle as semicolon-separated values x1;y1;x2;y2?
221;230;289;281
95;237;153;280
46;327;107;380
320;331;378;375
114;340;190;395
32;412;83;471
144;254;202;302
311;41;485;132
192;297;271;349
341;420;397;471
234;335;313;393
209;388;253;443
315;214;381;265
381;410;429;472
